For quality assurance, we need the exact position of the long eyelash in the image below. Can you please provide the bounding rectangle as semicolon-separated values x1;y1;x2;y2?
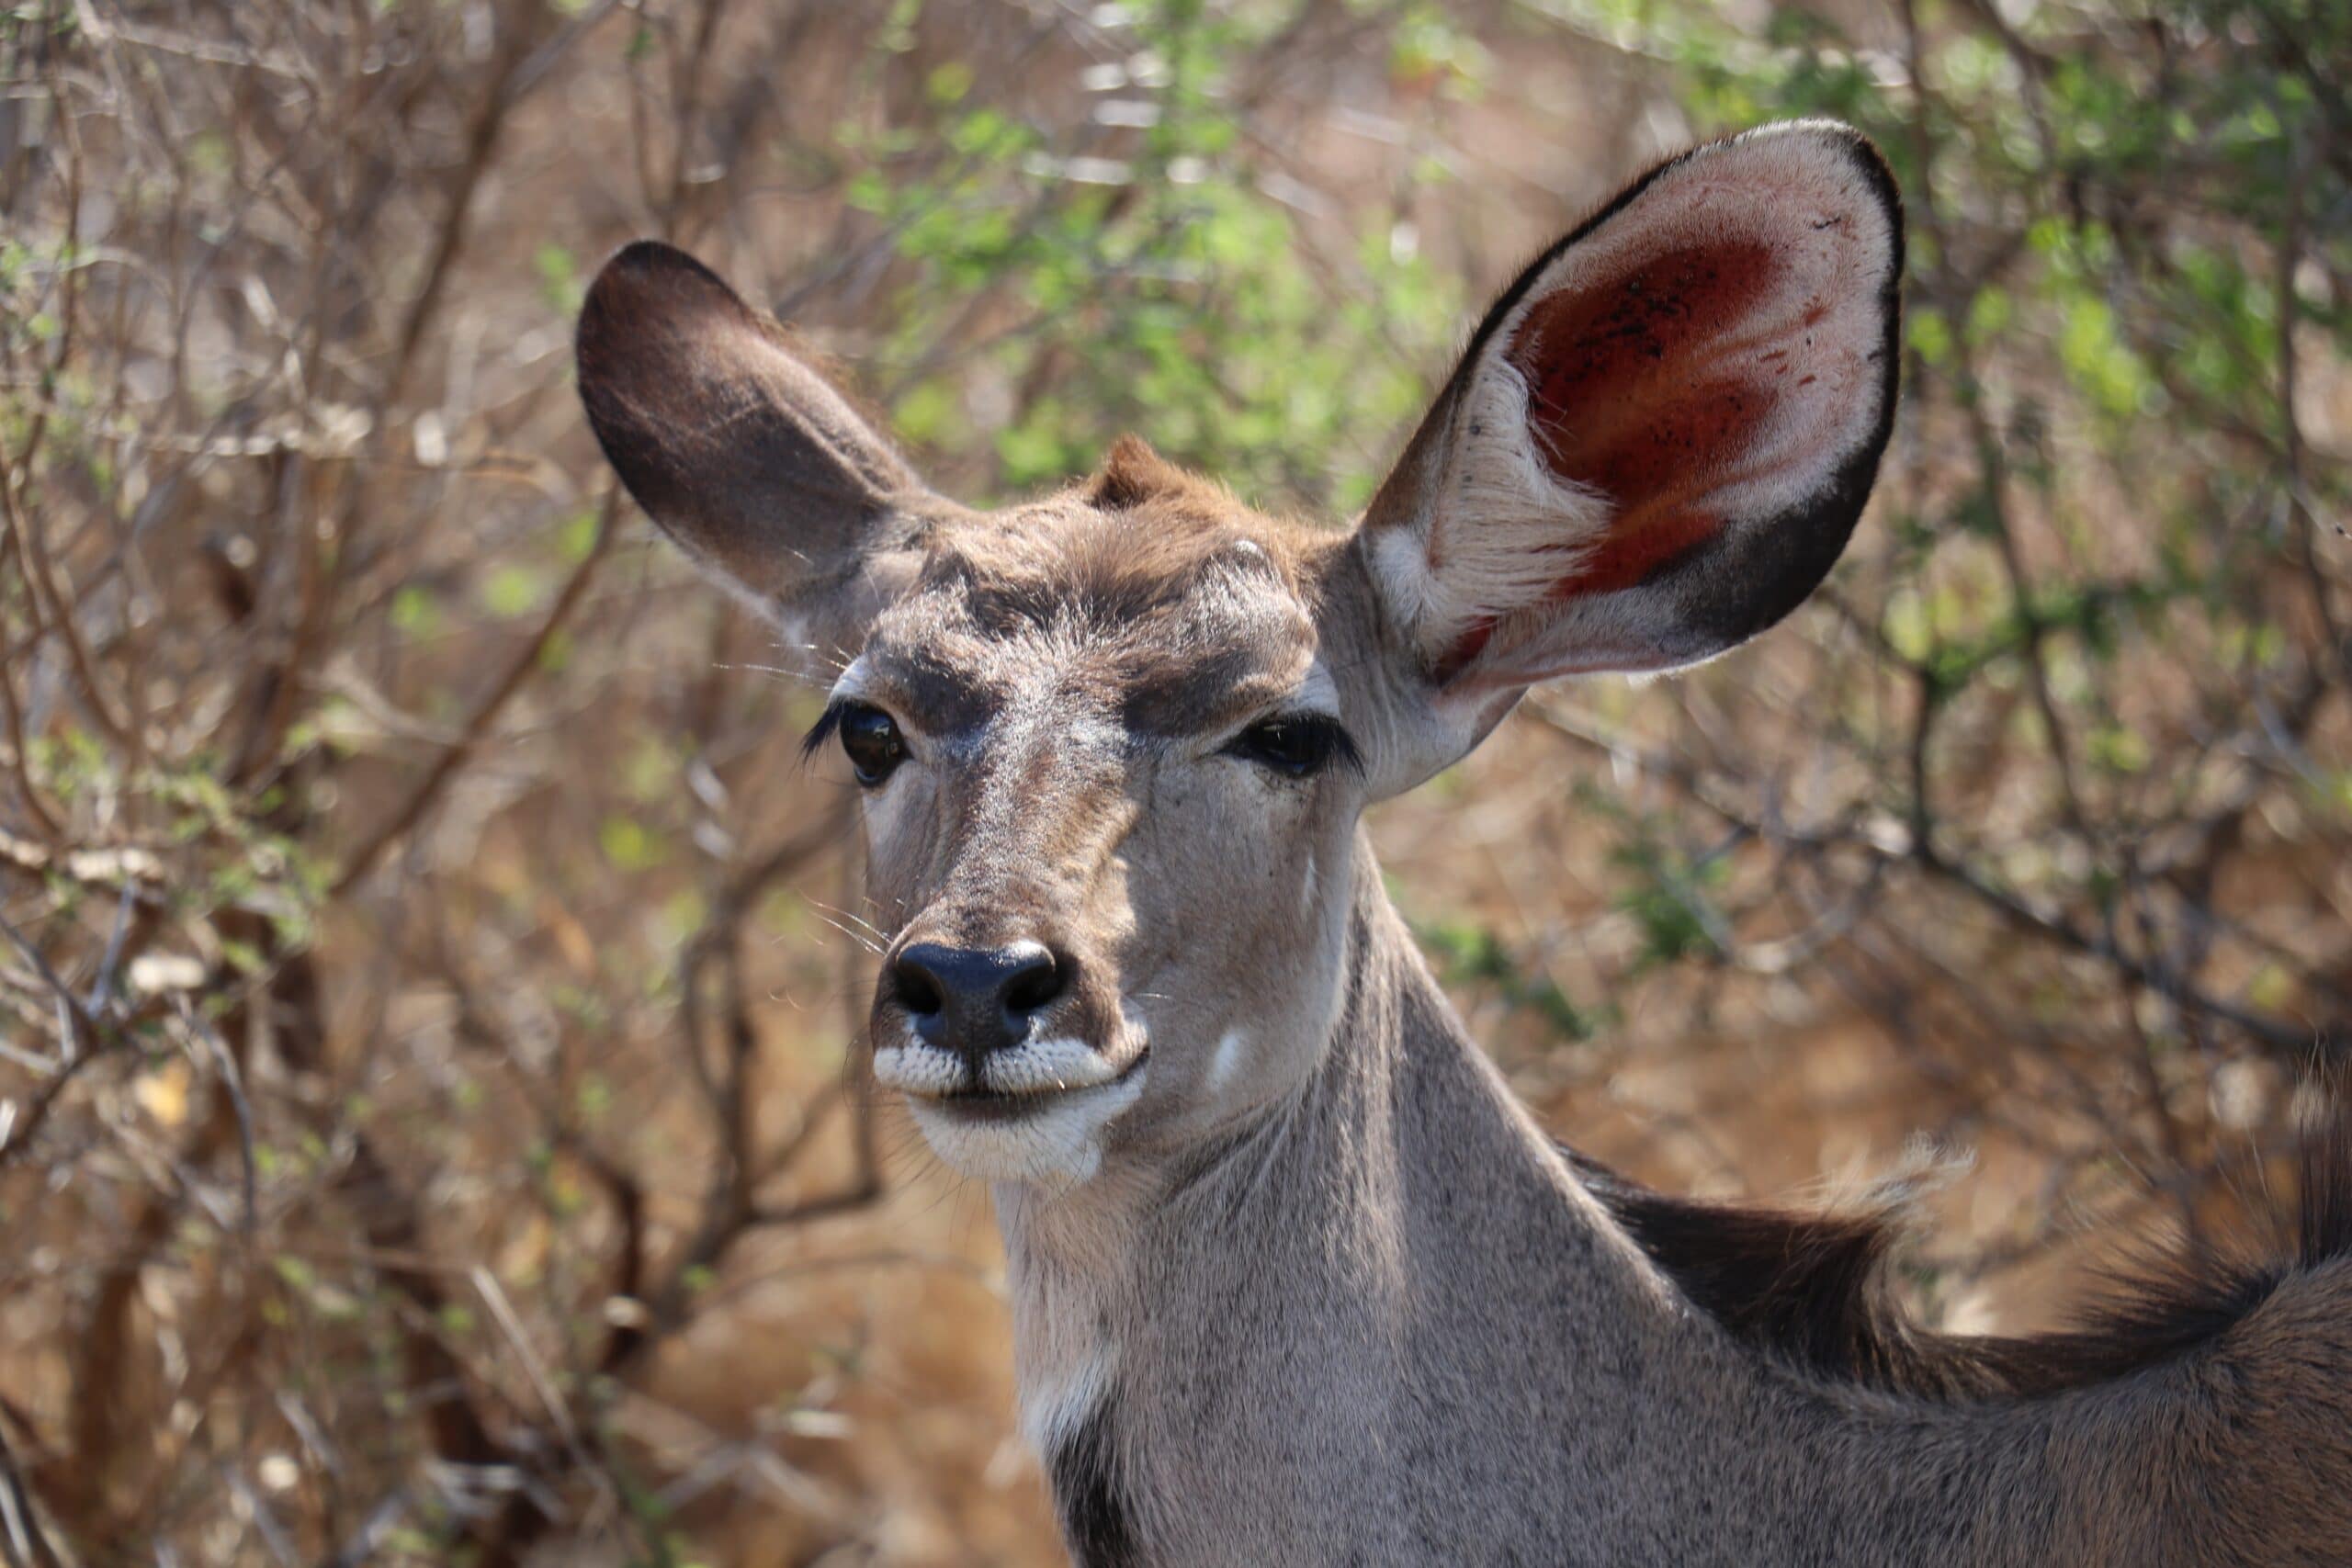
1237;714;1366;776
799;701;846;762
1283;715;1366;775
1327;723;1367;777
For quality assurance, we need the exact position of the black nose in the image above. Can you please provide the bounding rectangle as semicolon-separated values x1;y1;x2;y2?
890;941;1068;1064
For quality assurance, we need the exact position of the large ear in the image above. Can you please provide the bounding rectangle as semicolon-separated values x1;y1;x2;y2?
1360;121;1902;699
576;241;939;655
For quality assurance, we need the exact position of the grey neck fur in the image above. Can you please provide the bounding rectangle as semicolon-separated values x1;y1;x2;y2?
992;835;2199;1568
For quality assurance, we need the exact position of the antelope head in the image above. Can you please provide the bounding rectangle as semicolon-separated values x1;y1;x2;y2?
576;121;1903;1194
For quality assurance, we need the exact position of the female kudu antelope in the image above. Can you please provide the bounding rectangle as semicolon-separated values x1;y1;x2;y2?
576;123;2352;1566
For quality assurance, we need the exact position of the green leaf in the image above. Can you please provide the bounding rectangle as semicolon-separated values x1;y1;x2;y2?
480;563;546;619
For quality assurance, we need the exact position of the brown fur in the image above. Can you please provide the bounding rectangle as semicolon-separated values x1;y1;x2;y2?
1083;433;1237;515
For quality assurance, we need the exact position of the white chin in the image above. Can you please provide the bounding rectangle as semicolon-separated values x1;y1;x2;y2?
904;1074;1147;1189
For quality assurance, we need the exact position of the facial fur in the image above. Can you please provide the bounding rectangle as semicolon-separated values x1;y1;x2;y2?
834;461;1380;1189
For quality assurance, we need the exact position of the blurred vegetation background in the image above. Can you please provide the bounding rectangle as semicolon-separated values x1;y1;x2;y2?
0;0;2346;1562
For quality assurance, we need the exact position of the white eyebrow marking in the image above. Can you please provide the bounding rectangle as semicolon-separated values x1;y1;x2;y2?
1290;659;1340;719
826;653;873;705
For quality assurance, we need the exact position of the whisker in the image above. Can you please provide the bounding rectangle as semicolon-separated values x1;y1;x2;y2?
806;898;890;942
807;908;887;955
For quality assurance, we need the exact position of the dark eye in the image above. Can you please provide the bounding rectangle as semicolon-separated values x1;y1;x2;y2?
1225;714;1358;780
837;703;908;786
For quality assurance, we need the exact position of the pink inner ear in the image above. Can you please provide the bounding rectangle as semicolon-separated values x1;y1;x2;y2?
1505;241;1784;596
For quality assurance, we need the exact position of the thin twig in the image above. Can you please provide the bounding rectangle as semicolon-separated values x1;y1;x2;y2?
0;1414;61;1568
333;490;620;895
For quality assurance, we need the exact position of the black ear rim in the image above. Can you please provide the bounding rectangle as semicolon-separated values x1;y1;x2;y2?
1650;129;1905;656
576;239;763;396
585;237;741;308
1396;122;1907;677
1450;122;1905;423
578;242;710;528
574;240;756;525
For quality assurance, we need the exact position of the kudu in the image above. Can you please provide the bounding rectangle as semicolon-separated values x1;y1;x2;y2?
576;123;2352;1566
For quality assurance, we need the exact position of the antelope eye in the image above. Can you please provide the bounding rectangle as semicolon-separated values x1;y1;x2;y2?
1226;714;1356;779
837;703;907;786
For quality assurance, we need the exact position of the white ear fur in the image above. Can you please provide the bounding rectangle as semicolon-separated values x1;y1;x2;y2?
1367;356;1615;655
1363;120;1903;691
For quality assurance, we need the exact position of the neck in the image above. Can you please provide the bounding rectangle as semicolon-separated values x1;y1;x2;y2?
991;836;2094;1567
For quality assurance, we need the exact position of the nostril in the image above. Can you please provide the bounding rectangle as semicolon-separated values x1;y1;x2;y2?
1002;948;1068;1016
892;955;945;1017
890;940;1068;1054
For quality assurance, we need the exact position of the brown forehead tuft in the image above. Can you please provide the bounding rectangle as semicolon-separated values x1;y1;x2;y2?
1083;433;1238;517
863;489;1331;739
922;492;1302;640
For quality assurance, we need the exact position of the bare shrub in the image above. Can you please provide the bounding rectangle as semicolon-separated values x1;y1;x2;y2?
0;1;2342;1562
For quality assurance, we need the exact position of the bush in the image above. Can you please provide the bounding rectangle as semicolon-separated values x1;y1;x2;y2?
0;1;2342;1561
